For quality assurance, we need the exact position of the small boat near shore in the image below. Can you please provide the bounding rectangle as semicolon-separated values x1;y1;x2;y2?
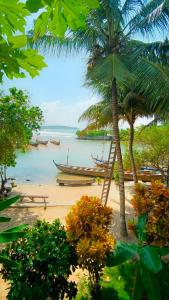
29;141;39;147
50;140;60;145
124;171;162;182
38;140;48;145
53;161;109;177
91;155;109;168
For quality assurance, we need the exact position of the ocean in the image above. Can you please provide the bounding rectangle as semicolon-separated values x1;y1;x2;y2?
8;125;111;184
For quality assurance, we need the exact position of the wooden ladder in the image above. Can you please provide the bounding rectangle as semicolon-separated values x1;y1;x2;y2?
101;139;116;206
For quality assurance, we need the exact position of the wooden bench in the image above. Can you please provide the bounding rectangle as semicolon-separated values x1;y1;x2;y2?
20;194;49;210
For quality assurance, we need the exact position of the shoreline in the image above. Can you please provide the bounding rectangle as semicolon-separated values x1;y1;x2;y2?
1;181;134;230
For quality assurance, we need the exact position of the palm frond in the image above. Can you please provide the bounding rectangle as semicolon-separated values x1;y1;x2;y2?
133;57;169;112
127;0;169;36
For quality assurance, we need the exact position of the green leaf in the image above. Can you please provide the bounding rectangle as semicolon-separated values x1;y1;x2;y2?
131;266;143;300
139;246;162;273
9;35;27;48
26;0;43;12
106;241;138;267
4;224;28;233
0;255;19;268
90;54;134;84
0;231;26;243
135;213;147;241
0;195;20;212
0;216;11;222
141;266;161;300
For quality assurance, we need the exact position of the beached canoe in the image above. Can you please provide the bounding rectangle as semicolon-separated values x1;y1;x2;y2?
53;161;110;177
124;172;162;182
50;140;60;145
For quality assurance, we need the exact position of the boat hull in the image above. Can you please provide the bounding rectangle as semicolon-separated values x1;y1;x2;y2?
53;162;109;178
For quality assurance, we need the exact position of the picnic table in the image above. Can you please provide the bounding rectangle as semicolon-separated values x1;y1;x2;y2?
20;194;49;210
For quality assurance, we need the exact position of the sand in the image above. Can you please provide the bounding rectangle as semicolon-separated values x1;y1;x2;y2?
0;181;134;299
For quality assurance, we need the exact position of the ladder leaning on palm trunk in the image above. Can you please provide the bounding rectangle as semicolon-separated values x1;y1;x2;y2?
101;139;116;206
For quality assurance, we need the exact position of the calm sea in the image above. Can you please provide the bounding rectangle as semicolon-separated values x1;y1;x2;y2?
8;125;111;183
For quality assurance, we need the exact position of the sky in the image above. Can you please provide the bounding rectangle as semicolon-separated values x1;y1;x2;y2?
1;13;168;129
2;50;100;128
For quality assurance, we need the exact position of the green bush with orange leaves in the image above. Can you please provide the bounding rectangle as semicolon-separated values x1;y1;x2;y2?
66;195;115;297
130;181;169;246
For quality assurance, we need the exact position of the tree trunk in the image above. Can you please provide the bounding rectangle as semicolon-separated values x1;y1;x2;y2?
129;121;138;184
112;78;128;237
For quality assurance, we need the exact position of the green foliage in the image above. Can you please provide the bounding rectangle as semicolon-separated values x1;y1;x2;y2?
0;195;27;244
103;181;169;300
119;129;129;141
123;149;145;172
0;88;43;193
27;0;99;39
95;177;102;185
138;124;169;182
106;241;169;300
0;220;77;300
0;0;46;81
76;129;111;138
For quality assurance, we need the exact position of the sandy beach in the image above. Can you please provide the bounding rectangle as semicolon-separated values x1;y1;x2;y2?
0;181;134;299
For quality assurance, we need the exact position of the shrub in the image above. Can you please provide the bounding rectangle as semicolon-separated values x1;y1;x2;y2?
1;220;77;300
66;195;115;298
131;181;169;246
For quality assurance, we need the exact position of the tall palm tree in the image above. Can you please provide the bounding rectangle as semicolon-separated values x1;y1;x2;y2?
79;84;152;184
33;0;169;236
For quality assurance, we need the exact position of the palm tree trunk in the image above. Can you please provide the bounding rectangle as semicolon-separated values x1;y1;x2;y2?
112;78;128;237
129;121;138;184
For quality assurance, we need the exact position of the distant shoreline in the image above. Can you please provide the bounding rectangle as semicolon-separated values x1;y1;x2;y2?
77;136;112;141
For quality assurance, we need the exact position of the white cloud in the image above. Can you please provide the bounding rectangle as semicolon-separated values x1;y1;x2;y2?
40;96;100;128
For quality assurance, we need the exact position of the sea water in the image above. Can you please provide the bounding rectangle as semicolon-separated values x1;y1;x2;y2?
8;125;111;183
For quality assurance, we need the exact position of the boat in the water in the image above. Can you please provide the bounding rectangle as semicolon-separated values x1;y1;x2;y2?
38;140;48;145
29;141;39;147
91;155;109;168
50;140;60;145
53;161;110;177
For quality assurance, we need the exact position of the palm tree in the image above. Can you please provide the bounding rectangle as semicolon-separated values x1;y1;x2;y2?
79;84;152;184
33;1;169;236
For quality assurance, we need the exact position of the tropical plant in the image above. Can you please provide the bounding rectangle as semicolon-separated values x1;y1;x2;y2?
131;181;169;246
105;181;169;299
106;240;169;300
1;219;77;300
0;0;47;81
0;195;27;245
66;195;114;298
123;149;145;173
33;0;169;236
0;87;43;195
138;123;169;185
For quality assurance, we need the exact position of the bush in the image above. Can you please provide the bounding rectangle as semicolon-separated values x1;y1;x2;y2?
66;195;114;298
131;181;169;246
123;149;145;172
0;220;77;300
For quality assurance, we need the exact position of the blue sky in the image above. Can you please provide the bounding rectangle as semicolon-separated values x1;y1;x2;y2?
2;50;100;128
2;13;168;128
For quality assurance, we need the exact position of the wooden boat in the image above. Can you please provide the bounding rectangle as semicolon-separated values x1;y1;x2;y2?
53;161;110;178
124;172;162;182
50;140;60;145
57;174;95;186
91;155;109;168
29;141;39;147
38;140;48;145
